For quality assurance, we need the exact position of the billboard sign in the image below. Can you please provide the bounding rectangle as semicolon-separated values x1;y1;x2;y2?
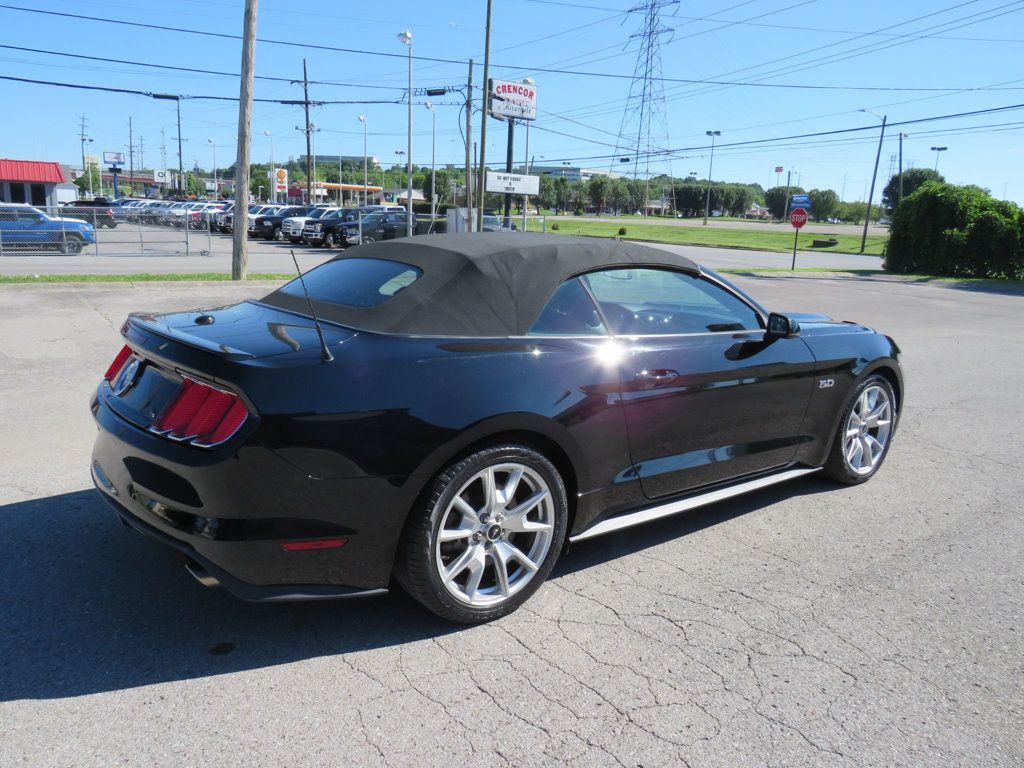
790;193;810;208
485;172;540;196
205;181;217;193
103;151;125;165
488;79;538;121
153;169;169;185
270;167;288;192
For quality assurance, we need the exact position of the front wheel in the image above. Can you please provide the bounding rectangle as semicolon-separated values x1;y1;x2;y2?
324;231;336;248
396;445;567;623
361;234;375;245
824;374;897;484
59;235;83;255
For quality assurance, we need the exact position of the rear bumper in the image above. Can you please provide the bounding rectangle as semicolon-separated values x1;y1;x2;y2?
91;389;411;599
95;482;387;602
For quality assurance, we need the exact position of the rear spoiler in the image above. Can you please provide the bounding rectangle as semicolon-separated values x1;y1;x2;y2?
124;313;256;360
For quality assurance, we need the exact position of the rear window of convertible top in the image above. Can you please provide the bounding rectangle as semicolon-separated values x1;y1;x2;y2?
280;257;421;308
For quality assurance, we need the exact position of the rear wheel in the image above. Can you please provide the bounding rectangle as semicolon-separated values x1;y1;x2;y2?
271;226;283;241
824;374;897;484
361;235;375;245
324;231;336;248
396;445;567;623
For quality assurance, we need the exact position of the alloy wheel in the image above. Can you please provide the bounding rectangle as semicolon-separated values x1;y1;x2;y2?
843;384;893;475
434;463;555;606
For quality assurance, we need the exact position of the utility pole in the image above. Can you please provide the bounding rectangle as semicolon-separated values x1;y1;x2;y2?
160;128;167;177
79;114;93;197
233;0;258;280
503;119;514;229
465;58;474;232
302;59;312;205
898;133;907;205
477;0;493;232
861;113;887;254
138;136;144;172
176;101;184;196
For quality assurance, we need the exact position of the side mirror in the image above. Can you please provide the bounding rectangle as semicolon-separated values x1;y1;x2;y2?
766;312;800;339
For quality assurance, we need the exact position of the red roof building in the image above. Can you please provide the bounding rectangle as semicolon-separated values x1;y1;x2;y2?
0;159;66;184
0;158;70;208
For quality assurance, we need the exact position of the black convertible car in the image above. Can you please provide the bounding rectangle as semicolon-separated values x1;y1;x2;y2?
91;234;902;623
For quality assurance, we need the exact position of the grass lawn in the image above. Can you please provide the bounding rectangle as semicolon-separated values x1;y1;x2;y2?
526;218;887;256
0;273;291;284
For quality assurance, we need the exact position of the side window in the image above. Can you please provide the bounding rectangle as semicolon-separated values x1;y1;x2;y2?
529;278;607;336
581;268;761;335
0;208;15;222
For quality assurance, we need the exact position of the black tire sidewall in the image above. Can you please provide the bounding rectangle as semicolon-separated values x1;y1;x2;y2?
825;374;897;484
398;445;568;623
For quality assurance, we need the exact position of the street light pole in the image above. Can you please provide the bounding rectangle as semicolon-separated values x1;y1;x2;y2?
425;101;436;220
398;29;414;237
899;133;908;205
859;109;887;254
208;138;217;197
931;145;948;172
264;130;274;203
358;115;368;205
703;130;721;225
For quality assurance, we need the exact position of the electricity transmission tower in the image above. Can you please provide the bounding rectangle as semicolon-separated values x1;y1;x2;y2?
611;0;678;214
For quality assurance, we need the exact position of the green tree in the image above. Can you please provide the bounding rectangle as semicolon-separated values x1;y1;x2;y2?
808;188;840;221
608;178;629;214
74;166;101;197
882;167;943;211
553;176;570;213
588;176;609;215
537;174;556;210
764;186;805;220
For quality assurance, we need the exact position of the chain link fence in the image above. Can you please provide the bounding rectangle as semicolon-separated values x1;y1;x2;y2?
0;204;219;257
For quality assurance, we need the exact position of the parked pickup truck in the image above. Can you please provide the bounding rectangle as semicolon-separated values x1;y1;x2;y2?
301;208;357;247
338;210;417;247
282;206;337;243
60;198;118;228
249;205;313;241
0;203;97;253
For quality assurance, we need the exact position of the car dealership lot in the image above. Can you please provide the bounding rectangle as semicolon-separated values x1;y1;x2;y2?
1;272;1021;766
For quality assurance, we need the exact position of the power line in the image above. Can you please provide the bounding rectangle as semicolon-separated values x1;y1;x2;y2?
1;4;1022;93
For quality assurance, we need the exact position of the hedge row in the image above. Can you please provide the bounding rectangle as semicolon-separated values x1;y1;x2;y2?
885;181;1023;279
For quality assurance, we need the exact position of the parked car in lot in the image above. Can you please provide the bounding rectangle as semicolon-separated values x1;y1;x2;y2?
91;234;902;623
60;199;117;228
217;204;264;234
282;206;336;243
301;207;357;247
0;203;97;253
249;205;311;241
481;214;517;233
337;210;416;247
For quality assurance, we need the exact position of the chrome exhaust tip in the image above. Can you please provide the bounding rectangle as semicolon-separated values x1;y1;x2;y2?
185;560;220;589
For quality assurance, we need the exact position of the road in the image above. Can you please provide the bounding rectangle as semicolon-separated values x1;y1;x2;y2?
0;227;884;274
1;274;1021;767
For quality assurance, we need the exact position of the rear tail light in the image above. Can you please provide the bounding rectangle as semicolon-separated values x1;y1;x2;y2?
150;376;249;448
104;345;133;381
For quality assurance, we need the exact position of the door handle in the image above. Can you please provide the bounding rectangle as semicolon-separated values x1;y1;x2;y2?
635;369;679;388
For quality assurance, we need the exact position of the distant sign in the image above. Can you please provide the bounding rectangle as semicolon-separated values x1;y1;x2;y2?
153;169;169;185
790;207;808;229
103;151;125;165
774;165;784;173
271;167;288;192
485;172;540;196
488;79;538;121
205;181;217;193
791;193;811;208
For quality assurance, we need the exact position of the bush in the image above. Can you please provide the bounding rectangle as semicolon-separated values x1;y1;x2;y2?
551;222;560;231
885;181;1023;279
617;227;627;236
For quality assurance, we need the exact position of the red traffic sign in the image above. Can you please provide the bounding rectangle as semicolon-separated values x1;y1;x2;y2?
790;207;808;229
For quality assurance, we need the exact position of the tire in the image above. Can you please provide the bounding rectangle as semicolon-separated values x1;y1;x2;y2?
361;235;375;244
823;374;897;484
59;235;83;255
324;232;336;248
272;226;283;241
396;445;568;623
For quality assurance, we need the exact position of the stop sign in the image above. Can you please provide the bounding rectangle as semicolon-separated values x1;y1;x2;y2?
790;207;808;228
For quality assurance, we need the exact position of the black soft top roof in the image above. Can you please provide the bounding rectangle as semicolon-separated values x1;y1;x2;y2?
261;232;700;337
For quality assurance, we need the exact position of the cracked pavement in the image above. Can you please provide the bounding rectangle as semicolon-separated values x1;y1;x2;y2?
1;274;1021;767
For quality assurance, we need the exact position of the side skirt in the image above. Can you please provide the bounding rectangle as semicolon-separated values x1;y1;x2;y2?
569;467;821;542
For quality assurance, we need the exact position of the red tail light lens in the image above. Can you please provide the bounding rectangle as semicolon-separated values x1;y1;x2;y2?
104;345;133;381
150;376;249;448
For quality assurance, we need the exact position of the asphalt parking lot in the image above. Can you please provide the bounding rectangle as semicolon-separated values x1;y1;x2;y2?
1;271;1021;767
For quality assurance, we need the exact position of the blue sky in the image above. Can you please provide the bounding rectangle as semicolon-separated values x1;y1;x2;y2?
2;0;1023;203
